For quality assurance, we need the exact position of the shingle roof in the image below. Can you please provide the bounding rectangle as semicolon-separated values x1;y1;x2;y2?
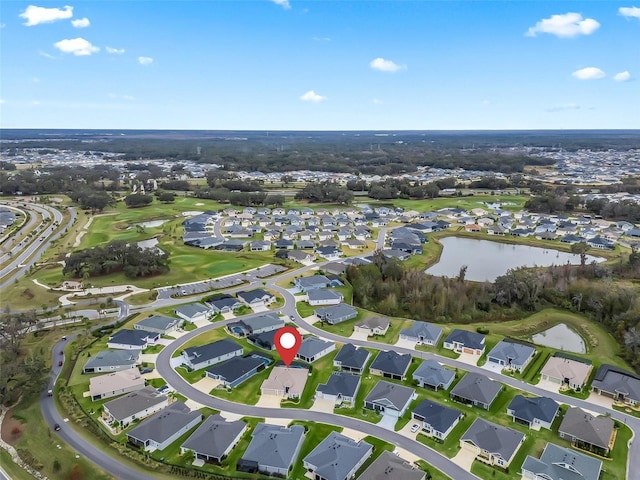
109;329;156;347
400;322;442;343
183;339;242;364
84;350;140;369
298;337;334;359
591;364;640;403
334;344;370;370
412;360;455;389
127;402;201;444
443;329;485;350
303;431;372;480
314;303;358;323
174;303;209;319
461;418;524;461
237;289;273;303
365;380;415;411
241;423;305;470
450;372;502;406
487;340;535;366
297;275;330;288
135;315;181;332
558;407;614;450
206;356;265;384
104;386;167;421
308;289;343;302
521;442;602;480
316;373;360;398
357;451;425;480
507;395;559;424
370;350;411;377
412;400;462;434
181;415;246;459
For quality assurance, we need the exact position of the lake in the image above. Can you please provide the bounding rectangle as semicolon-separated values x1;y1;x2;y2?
531;323;586;353
425;237;605;282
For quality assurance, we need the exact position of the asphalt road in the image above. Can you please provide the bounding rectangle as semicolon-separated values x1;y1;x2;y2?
156;322;479;480
0;202;75;290
33;225;638;480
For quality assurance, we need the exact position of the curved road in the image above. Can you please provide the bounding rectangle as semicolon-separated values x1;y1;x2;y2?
36;227;638;480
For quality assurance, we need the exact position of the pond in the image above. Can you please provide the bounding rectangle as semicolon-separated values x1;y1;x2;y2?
135;219;169;228
425;237;605;282
531;323;586;353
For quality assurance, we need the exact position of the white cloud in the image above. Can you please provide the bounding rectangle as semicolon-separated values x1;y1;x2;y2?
106;46;125;54
271;0;291;9
369;57;406;73
547;103;581;112
572;67;606;80
38;50;56;59
613;71;632;81
0;98;5;104
526;12;600;38
71;17;90;28
53;37;99;56
108;93;135;101
138;56;153;65
300;90;326;103
20;5;73;26
619;6;640;19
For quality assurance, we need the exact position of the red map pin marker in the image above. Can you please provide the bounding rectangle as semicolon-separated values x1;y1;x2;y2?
274;326;302;367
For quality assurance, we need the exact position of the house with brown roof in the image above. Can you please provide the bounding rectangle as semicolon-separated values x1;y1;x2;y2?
260;366;309;399
540;356;592;390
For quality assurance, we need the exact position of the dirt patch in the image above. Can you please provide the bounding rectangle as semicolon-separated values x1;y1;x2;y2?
1;408;24;446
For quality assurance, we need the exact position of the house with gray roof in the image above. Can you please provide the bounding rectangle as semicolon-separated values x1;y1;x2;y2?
460;418;525;468
315;303;358;325
333;344;370;375
443;329;485;356
247;330;277;350
227;313;284;337
83;350;141;374
450;372;502;410
175;303;210;322
399;321;442;346
180;339;243;371
521;442;602;480
303;431;373;480
134;315;184;335
315;372;361;406
369;350;412;381
180;415;247;463
206;355;268;388
206;296;243;314
507;395;559;430
236;289;275;307
307;288;343;306
295;275;331;292
237;423;305;476
486;340;536;372
296;337;336;363
412;399;463;441
107;329;160;350
354;317;390;337
364;380;416;418
558;407;615;456
102;386;168;427
591;364;640;406
412;359;455;391
358;450;425;480
127;402;202;452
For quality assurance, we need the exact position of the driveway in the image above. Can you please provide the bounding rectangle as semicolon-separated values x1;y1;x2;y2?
451;447;477;472
397;420;421;439
140;353;158;363
251;305;269;313
481;361;503;374
394;338;417;350
255;394;282;408
586;391;614;409
192;377;221;393
377;414;398;431
310;397;335;414
349;331;369;341
535;378;560;393
456;352;480;366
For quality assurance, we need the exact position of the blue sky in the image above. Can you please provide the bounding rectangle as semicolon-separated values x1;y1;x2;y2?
1;1;639;130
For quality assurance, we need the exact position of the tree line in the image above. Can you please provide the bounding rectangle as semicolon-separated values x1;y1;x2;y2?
347;250;640;373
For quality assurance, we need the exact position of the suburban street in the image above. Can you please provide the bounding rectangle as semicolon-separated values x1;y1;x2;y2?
32;226;638;480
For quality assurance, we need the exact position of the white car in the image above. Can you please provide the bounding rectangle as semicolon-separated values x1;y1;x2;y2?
410;423;420;433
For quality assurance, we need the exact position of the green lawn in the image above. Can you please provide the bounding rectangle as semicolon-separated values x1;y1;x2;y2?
282;349;340;410
314;308;413;345
288;421;343;480
209;365;274;405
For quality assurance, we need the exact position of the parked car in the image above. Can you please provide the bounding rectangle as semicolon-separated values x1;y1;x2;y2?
410;424;420;433
47;390;53;397
59;351;64;355
61;336;67;341
139;367;154;374
157;385;169;394
58;361;63;367
54;423;61;431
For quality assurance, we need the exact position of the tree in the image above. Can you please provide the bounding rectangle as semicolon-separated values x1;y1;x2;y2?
158;191;175;203
124;193;153;208
570;242;589;266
